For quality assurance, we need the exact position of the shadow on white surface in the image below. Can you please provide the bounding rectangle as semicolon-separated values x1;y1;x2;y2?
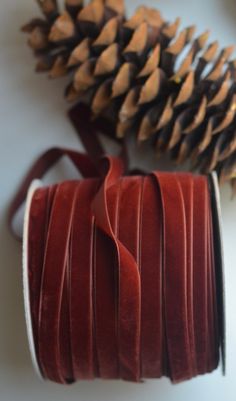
221;0;236;23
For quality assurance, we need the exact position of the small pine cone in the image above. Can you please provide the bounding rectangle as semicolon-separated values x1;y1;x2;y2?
22;0;236;192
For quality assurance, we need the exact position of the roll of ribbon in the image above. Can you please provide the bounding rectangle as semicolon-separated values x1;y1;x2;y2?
10;147;225;384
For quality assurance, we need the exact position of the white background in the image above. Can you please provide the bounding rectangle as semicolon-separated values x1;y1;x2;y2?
0;0;236;400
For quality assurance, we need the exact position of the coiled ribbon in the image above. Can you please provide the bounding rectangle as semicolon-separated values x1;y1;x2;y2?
9;146;224;384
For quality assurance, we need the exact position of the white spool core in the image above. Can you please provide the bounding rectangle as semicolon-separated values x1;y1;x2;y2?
210;171;226;373
22;179;43;380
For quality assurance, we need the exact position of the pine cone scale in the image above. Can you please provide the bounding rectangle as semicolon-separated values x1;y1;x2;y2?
22;0;236;189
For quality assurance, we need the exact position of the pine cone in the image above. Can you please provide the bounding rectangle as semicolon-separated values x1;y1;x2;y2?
22;0;236;191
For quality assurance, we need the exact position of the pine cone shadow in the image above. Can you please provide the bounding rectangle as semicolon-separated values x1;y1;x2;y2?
222;0;236;22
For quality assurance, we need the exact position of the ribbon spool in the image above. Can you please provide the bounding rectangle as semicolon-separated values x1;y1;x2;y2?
9;146;225;384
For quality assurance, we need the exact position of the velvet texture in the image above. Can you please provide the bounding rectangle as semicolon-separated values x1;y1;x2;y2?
21;148;221;384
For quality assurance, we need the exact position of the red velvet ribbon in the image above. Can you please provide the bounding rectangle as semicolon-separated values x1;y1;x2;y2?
11;147;221;384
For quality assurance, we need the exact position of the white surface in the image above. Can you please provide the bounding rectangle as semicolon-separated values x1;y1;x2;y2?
0;0;236;400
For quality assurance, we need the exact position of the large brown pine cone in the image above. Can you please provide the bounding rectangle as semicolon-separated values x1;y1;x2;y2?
22;0;236;191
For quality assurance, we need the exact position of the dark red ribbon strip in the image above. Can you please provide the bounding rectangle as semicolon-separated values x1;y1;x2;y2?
10;147;222;384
